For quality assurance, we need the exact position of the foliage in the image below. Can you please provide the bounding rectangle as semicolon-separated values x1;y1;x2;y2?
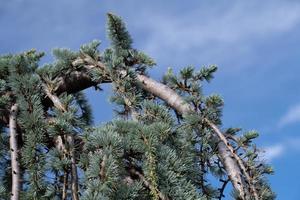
0;13;275;200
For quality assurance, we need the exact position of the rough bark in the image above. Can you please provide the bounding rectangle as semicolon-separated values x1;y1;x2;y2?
67;135;80;200
9;104;20;200
62;170;68;200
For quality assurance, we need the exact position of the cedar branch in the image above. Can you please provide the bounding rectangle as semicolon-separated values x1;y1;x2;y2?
71;56;250;198
129;168;169;200
41;83;79;200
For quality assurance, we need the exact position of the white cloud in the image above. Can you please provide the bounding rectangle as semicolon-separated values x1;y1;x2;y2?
278;104;300;127
263;144;285;161
262;138;300;161
128;0;300;66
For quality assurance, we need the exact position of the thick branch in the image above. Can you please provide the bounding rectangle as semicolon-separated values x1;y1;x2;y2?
132;74;247;197
9;104;20;200
206;119;258;200
43;83;67;112
54;70;110;96
62;170;68;200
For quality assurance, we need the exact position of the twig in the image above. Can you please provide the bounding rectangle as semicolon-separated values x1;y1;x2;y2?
218;179;230;200
129;168;169;200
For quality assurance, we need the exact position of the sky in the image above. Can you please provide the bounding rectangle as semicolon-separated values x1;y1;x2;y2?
1;0;300;199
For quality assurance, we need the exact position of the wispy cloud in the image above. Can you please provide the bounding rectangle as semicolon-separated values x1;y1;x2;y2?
128;0;300;67
262;138;300;161
263;144;285;161
278;104;300;128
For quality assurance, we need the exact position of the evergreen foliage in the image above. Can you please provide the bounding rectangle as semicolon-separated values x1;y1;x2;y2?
0;13;275;200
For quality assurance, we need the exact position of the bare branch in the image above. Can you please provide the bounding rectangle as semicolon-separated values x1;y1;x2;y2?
218;179;230;200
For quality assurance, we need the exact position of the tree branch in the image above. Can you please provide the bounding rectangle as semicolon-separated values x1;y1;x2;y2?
218;179;229;200
67;135;80;200
129;168;169;200
62;169;68;200
41;83;79;200
69;55;253;198
206;119;258;200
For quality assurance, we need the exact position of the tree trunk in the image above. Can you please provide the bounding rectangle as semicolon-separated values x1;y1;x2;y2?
9;104;20;200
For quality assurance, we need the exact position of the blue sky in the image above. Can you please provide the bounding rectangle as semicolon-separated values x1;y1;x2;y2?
1;0;300;199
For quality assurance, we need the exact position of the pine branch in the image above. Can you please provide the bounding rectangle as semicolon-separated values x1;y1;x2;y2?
9;104;20;200
129;168;169;200
41;83;79;200
63;55;251;198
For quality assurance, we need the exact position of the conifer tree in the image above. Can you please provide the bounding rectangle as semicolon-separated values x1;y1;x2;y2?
0;13;275;200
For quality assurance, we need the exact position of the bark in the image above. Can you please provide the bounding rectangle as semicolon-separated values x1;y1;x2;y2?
207;119;258;200
62;170;68;200
43;83;67;112
99;154;107;180
9;104;20;200
67;135;80;200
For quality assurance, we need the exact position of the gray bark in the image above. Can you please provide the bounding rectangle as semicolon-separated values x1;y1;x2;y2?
9;104;20;200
